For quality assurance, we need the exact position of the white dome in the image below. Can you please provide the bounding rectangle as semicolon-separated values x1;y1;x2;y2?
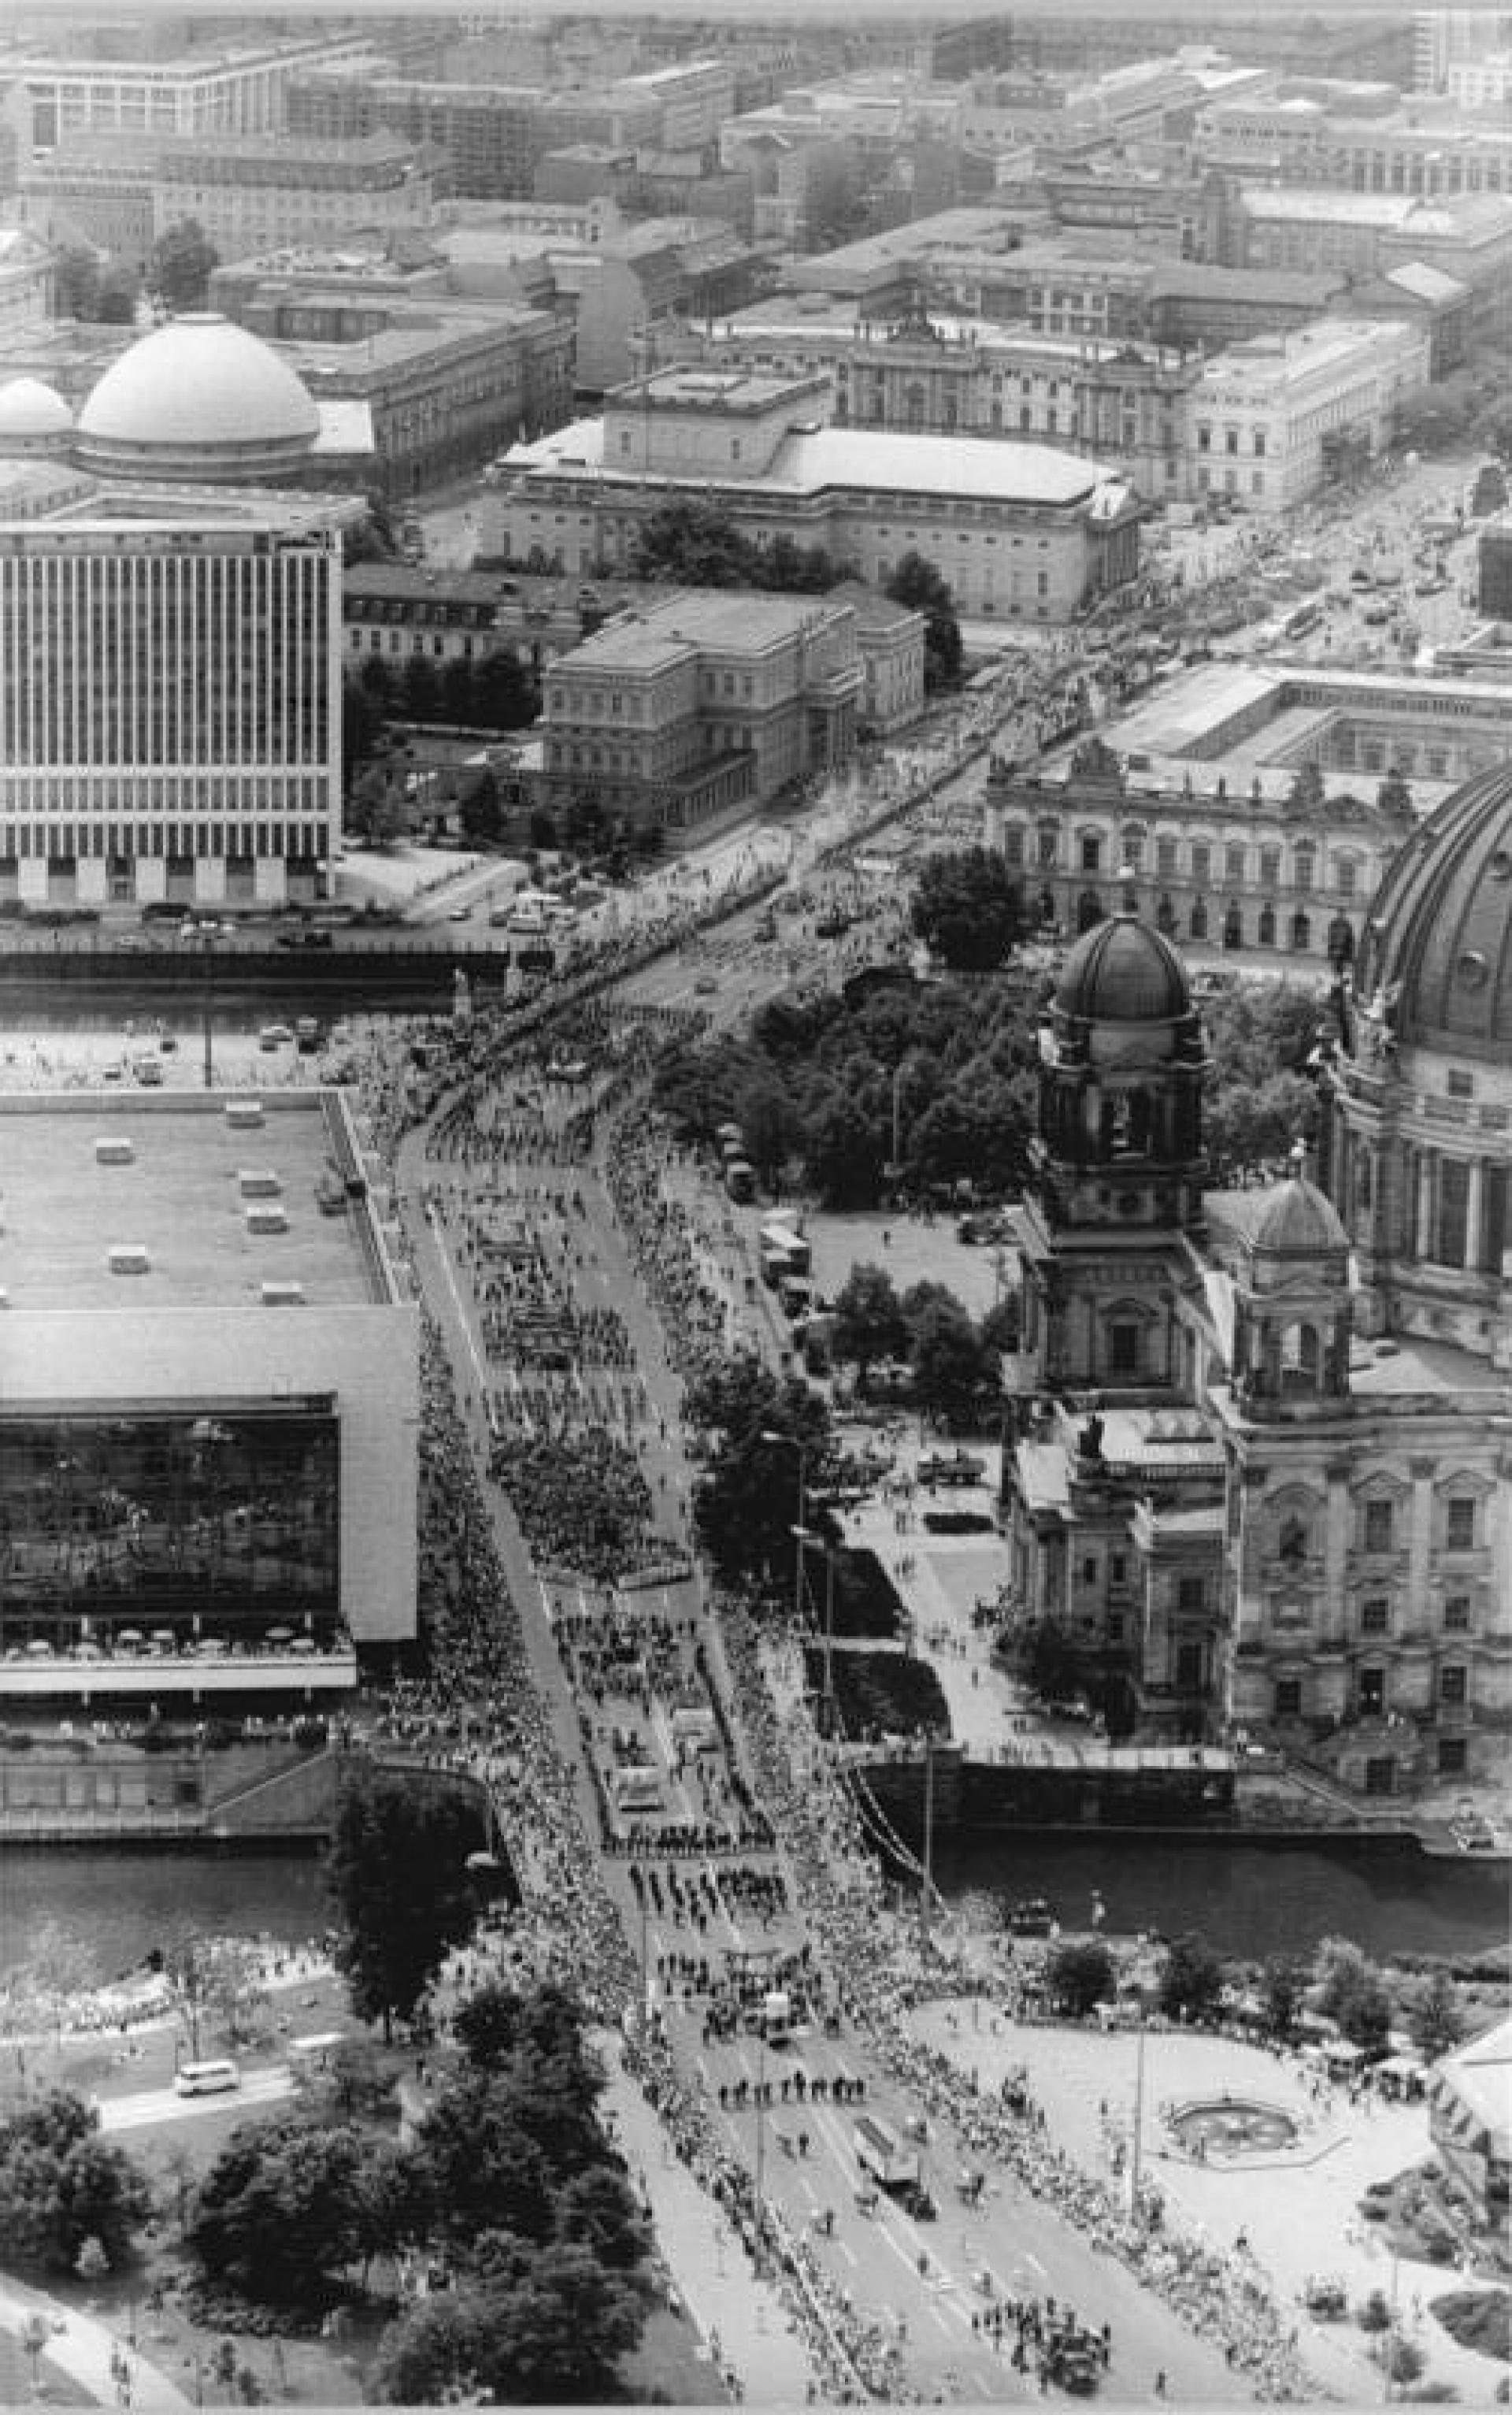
0;376;73;438
77;313;318;452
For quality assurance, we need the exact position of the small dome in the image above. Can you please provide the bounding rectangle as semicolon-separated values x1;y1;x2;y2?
77;313;317;459
1353;762;1512;1063
1055;907;1192;1025
1252;1174;1348;1258
0;376;73;439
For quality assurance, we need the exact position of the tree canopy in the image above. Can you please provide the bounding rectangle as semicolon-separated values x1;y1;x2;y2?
686;1356;832;1591
829;1263;910;1378
190;2116;377;2303
1046;1938;1115;2019
910;845;1021;971
628;500;841;594
1158;1930;1225;2024
886;551;963;689
0;2090;151;2276
1314;1936;1392;2056
652;970;1042;1211
148;218;218;312
327;1766;482;2040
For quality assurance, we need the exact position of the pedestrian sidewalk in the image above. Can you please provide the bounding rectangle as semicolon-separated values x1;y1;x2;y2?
0;2272;193;2413
598;2038;814;2405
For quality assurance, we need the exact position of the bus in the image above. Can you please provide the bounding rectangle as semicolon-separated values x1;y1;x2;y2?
174;2057;240;2097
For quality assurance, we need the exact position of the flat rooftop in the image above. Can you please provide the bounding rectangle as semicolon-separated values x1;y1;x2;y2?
0;1091;390;1313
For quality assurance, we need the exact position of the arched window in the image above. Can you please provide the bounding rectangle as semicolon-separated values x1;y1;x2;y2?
1291;910;1311;952
1258;903;1277;947
1190;898;1208;940
1077;888;1102;932
1280;1322;1320;1392
1037;886;1056;926
1224;903;1243;950
1156;892;1177;933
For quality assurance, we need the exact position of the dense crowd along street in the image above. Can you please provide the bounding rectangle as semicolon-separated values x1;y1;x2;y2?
284;942;1326;2406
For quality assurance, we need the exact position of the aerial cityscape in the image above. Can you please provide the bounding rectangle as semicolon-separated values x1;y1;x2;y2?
0;0;1506;2406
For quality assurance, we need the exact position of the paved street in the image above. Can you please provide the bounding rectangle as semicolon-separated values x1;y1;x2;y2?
395;1033;1258;2403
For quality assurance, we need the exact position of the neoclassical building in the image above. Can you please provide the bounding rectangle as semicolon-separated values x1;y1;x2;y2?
984;736;1410;965
1002;777;1512;1799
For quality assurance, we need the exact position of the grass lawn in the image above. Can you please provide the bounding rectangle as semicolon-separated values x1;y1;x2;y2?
0;2325;92;2407
806;1645;951;1738
1429;2289;1512;2362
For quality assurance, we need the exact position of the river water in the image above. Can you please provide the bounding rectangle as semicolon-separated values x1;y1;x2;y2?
0;1848;331;1985
934;1829;1510;1963
1;1827;1505;1988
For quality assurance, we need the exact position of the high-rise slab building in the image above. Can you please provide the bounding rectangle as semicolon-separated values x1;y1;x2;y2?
0;492;343;911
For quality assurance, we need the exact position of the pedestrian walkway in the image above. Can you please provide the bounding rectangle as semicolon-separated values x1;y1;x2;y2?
0;2272;192;2413
598;2036;812;2404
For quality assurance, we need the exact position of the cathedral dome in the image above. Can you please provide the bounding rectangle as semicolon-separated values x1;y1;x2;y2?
1055;905;1192;1026
76;313;318;483
1353;762;1512;1065
1251;1172;1348;1259
0;377;73;443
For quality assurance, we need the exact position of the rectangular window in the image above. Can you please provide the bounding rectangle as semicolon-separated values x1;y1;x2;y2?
1110;1555;1127;1583
1259;848;1280;888
1156;837;1178;879
1447;1070;1474;1100
1274;1679;1302;1718
1002;826;1025;866
1253;430;1267;458
1363;1498;1395;1554
1080;835;1101;873
1360;1597;1390;1634
1437;1158;1470;1267
1445;1497;1477;1552
1225;844;1246;885
1190;843;1210;885
1440;1664;1468;1705
1177;1577;1205;1614
1081;1556;1098;1585
1443;1596;1472;1631
1437;1736;1468;1775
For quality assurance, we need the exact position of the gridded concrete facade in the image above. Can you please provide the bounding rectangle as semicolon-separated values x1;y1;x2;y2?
0;504;343;907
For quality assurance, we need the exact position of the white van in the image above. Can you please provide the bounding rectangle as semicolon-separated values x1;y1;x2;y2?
174;2057;240;2097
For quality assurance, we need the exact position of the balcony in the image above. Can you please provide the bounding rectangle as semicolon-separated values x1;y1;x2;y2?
0;1633;357;1699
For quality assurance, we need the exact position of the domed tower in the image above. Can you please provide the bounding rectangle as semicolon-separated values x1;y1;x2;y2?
1231;1154;1353;1418
1017;893;1210;1397
1033;890;1210;1236
1327;765;1512;1367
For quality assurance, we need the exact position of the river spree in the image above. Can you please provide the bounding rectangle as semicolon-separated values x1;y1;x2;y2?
2;1827;1505;1988
936;1829;1510;1961
0;1847;330;1984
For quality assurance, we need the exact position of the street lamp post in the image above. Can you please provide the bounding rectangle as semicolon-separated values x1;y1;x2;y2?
200;929;217;1091
794;1523;835;1736
751;2020;768;2274
760;1431;807;1631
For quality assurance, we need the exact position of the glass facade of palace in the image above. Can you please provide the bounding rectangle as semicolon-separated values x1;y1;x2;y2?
0;1403;339;1644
